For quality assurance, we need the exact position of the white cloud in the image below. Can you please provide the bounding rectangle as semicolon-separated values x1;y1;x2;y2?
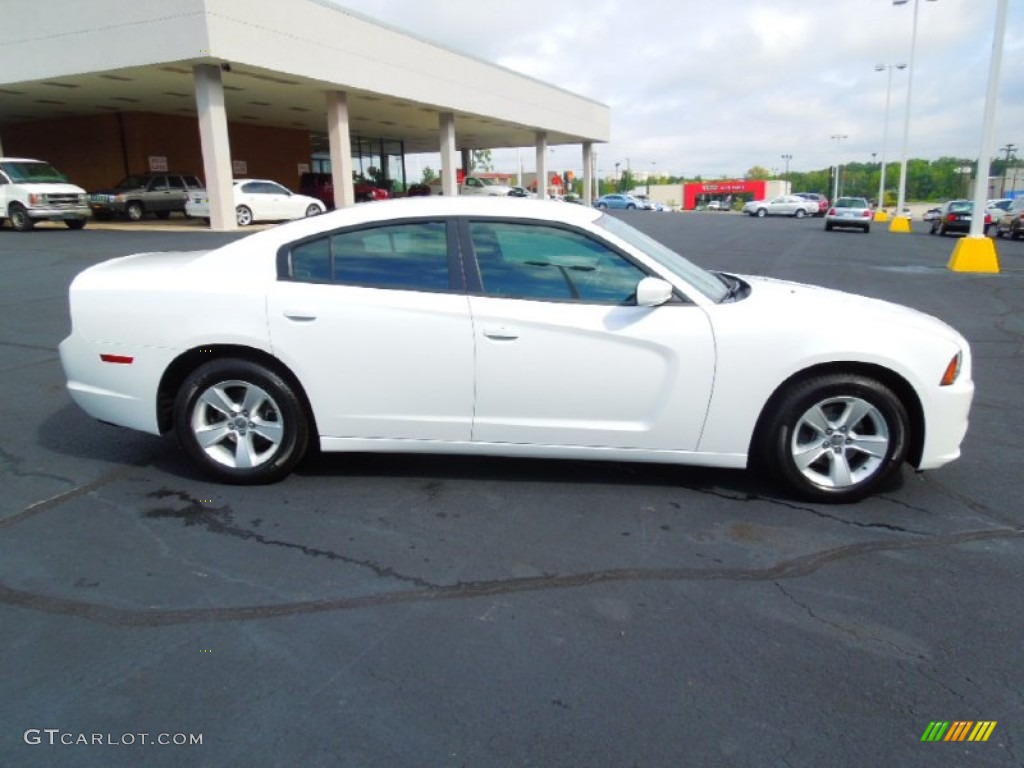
330;0;1024;178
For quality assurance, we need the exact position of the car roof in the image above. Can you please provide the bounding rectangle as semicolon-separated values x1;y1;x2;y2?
212;196;604;259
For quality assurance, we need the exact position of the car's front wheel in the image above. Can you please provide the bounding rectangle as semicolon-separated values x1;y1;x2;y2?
125;201;144;221
174;359;310;484
8;204;34;231
795;208;806;219
756;208;767;218
759;374;909;503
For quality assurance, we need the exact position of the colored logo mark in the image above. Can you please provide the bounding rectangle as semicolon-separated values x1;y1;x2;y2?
921;721;997;742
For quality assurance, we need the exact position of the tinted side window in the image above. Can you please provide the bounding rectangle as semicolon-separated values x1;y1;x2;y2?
470;222;646;304
287;222;451;292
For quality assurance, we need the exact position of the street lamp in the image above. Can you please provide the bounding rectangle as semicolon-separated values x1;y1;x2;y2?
781;153;792;178
890;0;938;232
830;134;848;200
874;62;907;220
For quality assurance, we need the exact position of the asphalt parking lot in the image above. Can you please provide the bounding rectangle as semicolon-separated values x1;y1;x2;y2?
1;211;1022;767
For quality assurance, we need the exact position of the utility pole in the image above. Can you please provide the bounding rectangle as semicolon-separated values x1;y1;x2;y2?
999;143;1017;196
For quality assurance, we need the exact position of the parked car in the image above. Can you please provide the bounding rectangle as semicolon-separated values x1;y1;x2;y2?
185;179;325;226
706;200;723;211
985;198;1013;218
993;196;1024;239
742;195;818;218
508;186;529;198
793;192;829;216
59;196;973;503
0;157;90;231
405;183;432;197
88;173;202;221
298;172;390;209
594;193;644;210
824;197;872;233
922;207;942;222
929;200;990;237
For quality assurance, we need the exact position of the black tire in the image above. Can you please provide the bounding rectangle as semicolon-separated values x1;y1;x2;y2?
1011;227;1021;241
65;219;87;230
236;205;253;226
795;208;806;219
824;222;833;231
863;225;871;234
757;374;909;503
626;204;636;210
125;201;144;221
596;203;608;210
9;204;34;231
155;210;171;220
939;223;948;237
756;208;767;218
929;222;938;235
174;358;310;484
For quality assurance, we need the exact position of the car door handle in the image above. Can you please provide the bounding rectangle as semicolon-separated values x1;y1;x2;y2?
283;311;317;322
483;326;519;341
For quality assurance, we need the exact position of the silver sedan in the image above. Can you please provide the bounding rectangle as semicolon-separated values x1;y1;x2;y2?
743;195;818;218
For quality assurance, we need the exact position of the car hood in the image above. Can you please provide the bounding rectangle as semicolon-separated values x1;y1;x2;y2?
735;274;966;345
16;182;85;194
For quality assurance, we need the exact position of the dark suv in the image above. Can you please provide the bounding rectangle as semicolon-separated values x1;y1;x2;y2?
88;173;203;221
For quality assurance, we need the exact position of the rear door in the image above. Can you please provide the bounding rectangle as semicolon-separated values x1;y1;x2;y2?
267;219;474;441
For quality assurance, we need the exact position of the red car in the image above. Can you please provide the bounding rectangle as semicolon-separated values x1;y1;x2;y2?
794;192;829;216
298;172;389;209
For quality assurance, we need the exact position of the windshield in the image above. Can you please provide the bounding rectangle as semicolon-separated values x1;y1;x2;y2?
594;214;729;302
0;161;68;183
478;178;495;186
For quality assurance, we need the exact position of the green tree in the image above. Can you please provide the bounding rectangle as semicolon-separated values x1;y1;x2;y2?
745;165;771;180
420;165;437;183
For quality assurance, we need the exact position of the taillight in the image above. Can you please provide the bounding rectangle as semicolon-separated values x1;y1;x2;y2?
827;208;836;215
862;210;871;218
946;214;957;223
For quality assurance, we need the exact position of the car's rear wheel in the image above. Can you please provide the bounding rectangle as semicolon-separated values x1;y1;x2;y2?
125;202;144;221
862;225;871;234
8;204;34;231
596;203;608;210
174;359;309;484
824;222;833;231
236;205;254;226
795;209;806;219
756;208;767;218
304;204;321;217
759;374;908;503
64;219;87;230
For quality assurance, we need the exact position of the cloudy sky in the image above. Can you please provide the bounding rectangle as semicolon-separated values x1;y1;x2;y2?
328;0;1022;179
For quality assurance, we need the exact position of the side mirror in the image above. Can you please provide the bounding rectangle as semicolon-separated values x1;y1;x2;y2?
635;277;674;307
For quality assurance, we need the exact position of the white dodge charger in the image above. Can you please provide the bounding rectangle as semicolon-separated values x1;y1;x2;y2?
60;197;973;502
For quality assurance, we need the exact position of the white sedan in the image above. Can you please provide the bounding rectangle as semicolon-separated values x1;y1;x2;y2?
59;197;973;502
743;195;818;218
185;179;324;226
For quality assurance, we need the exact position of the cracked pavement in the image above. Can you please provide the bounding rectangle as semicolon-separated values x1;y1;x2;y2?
1;219;1022;767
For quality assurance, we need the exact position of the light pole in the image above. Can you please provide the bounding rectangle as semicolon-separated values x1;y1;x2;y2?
830;134;848;201
874;62;907;220
891;0;937;232
999;143;1017;196
781;154;792;179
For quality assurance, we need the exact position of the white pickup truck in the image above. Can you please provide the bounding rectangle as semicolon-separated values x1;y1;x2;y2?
0;158;90;231
429;176;516;196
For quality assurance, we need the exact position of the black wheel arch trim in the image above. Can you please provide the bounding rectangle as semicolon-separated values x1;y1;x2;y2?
156;344;319;442
748;361;926;471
